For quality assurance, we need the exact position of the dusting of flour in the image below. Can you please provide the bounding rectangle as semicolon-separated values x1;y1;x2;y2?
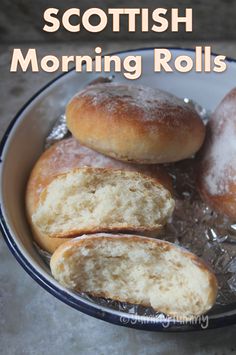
204;101;236;195
78;83;192;121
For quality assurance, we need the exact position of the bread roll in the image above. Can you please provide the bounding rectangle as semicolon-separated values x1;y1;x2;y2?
66;83;205;164
197;88;236;219
26;138;172;252
32;168;175;239
50;233;218;319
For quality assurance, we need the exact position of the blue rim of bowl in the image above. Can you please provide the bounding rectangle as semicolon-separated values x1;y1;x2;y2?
1;47;236;331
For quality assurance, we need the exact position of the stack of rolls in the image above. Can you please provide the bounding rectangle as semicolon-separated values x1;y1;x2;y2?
26;82;219;318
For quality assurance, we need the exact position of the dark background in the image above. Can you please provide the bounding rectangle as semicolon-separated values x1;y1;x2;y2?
0;0;235;44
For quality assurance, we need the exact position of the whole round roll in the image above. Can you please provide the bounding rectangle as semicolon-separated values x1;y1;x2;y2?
66;83;206;164
197;88;236;219
26;137;172;253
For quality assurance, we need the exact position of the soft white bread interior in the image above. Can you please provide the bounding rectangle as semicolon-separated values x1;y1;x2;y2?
50;233;218;318
26;137;172;253
32;168;175;238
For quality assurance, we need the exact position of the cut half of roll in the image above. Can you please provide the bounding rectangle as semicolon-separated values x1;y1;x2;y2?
50;233;218;319
31;168;175;239
26;138;172;253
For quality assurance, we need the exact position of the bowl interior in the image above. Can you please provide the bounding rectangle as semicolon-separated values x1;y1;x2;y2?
1;48;236;330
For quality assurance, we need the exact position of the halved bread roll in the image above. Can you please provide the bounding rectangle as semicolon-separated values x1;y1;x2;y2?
26;138;172;253
26;138;173;213
50;233;218;319
32;168;175;239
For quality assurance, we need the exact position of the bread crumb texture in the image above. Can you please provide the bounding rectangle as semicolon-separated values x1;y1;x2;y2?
50;234;217;318
32;168;175;238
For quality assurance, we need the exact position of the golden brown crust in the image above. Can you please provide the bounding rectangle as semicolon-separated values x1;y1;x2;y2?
29;224;69;254
66;84;206;164
197;179;236;219
197;88;236;219
180;247;218;308
26;139;172;252
51;233;218;316
41;226;163;239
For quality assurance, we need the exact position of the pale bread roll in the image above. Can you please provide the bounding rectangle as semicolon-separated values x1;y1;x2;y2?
31;168;175;239
66;83;206;164
197;88;236;219
26;138;172;253
50;233;218;319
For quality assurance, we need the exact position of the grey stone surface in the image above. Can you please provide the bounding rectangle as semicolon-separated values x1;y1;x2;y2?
0;0;236;43
1;41;236;354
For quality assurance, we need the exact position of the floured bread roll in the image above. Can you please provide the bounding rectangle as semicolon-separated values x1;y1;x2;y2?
26;138;172;252
50;233;218;318
32;168;175;238
197;88;236;219
66;83;205;164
